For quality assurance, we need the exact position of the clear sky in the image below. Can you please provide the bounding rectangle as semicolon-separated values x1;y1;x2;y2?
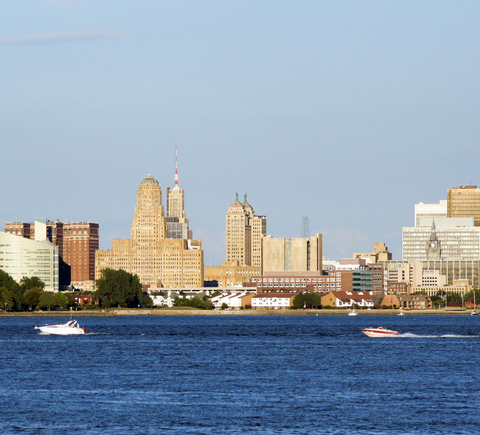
1;0;479;265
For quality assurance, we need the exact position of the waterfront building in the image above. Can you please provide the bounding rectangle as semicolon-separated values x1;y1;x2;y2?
225;194;266;268
250;270;353;293
447;185;480;226
414;200;447;227
4;219;98;290
95;174;204;288
0;219;59;291
320;291;374;309
210;292;255;309
262;234;322;272
251;293;296;310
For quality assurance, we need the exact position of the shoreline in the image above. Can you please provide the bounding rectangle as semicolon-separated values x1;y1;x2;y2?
0;308;474;317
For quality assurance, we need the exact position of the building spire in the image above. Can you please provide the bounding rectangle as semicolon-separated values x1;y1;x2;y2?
174;145;179;189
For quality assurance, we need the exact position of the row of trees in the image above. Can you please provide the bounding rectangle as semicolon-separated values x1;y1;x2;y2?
0;270;75;311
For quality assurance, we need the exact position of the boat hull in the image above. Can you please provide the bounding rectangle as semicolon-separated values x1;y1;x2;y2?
361;328;399;338
35;320;85;335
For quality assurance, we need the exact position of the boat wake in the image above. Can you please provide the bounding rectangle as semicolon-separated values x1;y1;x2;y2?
400;333;480;338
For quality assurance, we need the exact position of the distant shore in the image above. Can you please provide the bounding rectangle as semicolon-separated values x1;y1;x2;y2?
0;308;475;317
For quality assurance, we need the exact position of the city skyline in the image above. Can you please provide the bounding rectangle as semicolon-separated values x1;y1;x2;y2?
2;1;480;264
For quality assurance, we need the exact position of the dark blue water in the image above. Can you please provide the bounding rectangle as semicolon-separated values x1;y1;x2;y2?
1;314;480;434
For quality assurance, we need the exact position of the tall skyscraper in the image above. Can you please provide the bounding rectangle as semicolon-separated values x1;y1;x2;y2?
225;193;266;268
448;185;480;226
96;174;203;288
166;147;192;239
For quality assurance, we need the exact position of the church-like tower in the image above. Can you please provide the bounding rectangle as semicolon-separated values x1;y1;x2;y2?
426;219;442;261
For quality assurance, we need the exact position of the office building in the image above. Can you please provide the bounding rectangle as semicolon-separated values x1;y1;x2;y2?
0;219;59;291
414;200;447;227
262;234;323;272
448;185;480;226
5;219;98;290
95;174;204;288
225;194;266;268
402;217;480;262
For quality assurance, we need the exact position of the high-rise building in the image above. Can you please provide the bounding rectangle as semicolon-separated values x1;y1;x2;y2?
62;222;99;289
262;234;323;272
225;194;266;268
0;219;59;291
95;174;204;288
402;217;480;261
415;200;447;227
4;219;98;290
448;185;480;226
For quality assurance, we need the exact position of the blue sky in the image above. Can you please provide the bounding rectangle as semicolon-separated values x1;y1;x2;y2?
1;0;479;264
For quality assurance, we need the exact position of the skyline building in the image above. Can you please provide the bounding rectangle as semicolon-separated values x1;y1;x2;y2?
262;234;323;272
225;193;266;268
402;217;480;262
414;200;447;227
166;147;192;240
447;185;480;226
95;174;203;288
4;219;99;290
0;218;59;291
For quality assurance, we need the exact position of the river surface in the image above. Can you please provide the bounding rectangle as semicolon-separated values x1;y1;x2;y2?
1;314;480;434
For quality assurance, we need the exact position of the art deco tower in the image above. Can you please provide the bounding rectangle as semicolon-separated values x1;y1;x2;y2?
131;174;166;243
96;173;203;288
226;193;266;267
166;147;192;239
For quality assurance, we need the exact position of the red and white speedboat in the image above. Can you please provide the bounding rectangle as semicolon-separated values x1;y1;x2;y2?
361;327;400;337
35;320;86;335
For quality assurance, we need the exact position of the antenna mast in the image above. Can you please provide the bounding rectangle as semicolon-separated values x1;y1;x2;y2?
302;216;310;238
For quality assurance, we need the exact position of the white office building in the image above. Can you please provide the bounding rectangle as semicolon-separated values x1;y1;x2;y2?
0;225;59;291
403;217;480;262
414;200;447;227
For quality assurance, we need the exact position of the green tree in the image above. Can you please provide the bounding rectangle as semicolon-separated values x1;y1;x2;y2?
0;287;14;311
24;288;44;311
293;292;322;309
95;268;143;308
139;292;154;308
20;276;45;293
0;270;19;292
55;292;69;310
38;292;57;311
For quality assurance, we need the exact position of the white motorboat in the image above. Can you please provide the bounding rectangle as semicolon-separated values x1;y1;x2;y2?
398;311;405;316
361;327;400;338
35;320;86;335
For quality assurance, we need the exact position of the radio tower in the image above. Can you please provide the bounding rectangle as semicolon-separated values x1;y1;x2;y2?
302;216;310;238
173;144;179;189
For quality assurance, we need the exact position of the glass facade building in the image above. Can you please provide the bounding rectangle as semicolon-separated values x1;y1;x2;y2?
0;231;59;291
